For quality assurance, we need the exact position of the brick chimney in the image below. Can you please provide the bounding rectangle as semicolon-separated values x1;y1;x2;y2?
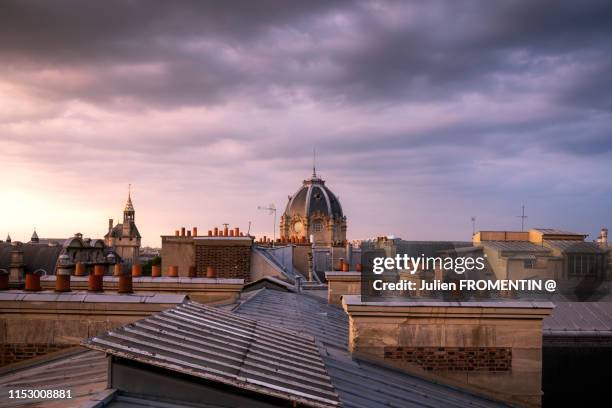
342;296;553;407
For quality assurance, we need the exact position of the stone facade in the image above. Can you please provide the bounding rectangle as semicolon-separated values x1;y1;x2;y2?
342;295;553;408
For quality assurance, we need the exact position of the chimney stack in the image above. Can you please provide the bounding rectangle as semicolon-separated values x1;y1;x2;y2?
108;218;113;234
55;254;73;292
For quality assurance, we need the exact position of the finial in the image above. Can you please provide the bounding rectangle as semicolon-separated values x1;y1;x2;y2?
128;183;131;198
312;148;317;178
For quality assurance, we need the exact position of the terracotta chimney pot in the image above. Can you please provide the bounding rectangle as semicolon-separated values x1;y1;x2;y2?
188;266;197;278
94;264;106;276
192;227;198;237
118;274;133;294
168;265;179;277
206;266;216;278
24;272;41;292
88;273;103;292
75;262;86;276
132;264;142;277
151;265;161;277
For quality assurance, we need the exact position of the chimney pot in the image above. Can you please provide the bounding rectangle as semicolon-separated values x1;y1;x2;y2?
192;227;198;237
175;230;180;237
234;227;240;236
118;274;133;294
24;272;42;291
208;230;213;236
88;273;103;292
151;265;161;277
113;264;122;276
188;266;197;278
181;227;186;237
187;230;192;237
0;270;9;290
214;227;219;236
206;266;216;278
168;265;179;277
75;262;86;276
132;264;142;277
229;230;234;237
223;226;229;237
94;264;106;276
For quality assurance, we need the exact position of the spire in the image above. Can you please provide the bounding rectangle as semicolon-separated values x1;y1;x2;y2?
124;184;134;213
31;229;39;243
312;147;317;178
6;234;11;243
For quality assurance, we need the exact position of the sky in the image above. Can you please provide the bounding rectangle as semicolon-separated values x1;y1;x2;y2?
1;0;611;247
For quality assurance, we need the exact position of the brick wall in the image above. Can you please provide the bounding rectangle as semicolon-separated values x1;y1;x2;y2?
384;346;512;372
195;240;252;281
0;344;72;367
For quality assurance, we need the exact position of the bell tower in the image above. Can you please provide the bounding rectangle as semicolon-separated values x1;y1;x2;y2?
122;184;135;237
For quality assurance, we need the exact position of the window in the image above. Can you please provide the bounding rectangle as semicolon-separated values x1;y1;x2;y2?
523;259;536;269
312;221;323;233
568;254;602;277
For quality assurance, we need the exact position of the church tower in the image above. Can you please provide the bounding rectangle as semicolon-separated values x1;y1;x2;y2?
105;186;142;265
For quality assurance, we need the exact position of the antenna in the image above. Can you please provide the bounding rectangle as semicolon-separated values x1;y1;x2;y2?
517;205;528;231
257;204;277;247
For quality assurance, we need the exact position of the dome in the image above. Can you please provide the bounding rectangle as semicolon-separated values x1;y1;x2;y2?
284;175;344;219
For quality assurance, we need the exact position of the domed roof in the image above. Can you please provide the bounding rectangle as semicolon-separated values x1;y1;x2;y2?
284;173;344;219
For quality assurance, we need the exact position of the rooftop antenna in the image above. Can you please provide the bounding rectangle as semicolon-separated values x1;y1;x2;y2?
471;217;476;235
257;204;277;247
517;205;528;231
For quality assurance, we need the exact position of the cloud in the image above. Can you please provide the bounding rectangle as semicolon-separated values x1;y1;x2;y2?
0;0;611;244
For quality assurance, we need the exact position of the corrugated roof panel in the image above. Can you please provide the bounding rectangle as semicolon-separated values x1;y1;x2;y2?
83;301;340;408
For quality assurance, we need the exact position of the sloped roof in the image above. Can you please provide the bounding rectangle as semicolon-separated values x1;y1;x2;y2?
544;302;612;337
543;240;608;254
0;242;62;274
83;301;340;408
395;241;474;258
0;347;107;408
480;240;552;254
235;290;509;407
105;223;142;239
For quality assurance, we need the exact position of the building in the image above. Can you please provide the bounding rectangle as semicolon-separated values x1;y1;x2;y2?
473;228;609;289
160;225;253;280
0;232;116;282
105;189;141;265
280;168;347;246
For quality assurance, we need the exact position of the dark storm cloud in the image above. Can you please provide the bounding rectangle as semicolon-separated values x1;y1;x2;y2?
2;0;612;113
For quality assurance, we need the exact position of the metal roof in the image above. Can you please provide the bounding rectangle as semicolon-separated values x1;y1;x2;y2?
0;291;188;304
480;241;551;254
235;290;509;408
83;301;340;408
532;228;586;236
0;347;107;408
544;302;612;337
0;243;62;274
543;240;608;254
234;288;349;347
